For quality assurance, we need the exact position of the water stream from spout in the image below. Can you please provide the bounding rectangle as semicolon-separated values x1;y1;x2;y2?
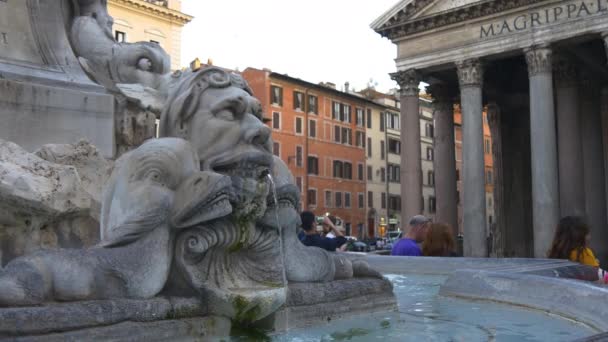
267;174;287;285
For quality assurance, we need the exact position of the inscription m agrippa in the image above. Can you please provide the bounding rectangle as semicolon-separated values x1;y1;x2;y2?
480;0;608;39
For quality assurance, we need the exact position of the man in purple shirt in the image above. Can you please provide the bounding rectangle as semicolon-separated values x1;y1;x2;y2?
391;215;430;256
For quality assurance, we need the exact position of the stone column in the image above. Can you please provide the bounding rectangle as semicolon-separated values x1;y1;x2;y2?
580;71;608;266
487;103;506;257
456;59;487;257
525;46;560;258
554;55;585;217
428;83;459;237
602;88;608;221
391;70;422;224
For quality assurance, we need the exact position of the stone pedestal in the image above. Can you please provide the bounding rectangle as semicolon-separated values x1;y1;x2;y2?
391;70;423;224
0;0;114;157
457;59;487;257
525;46;559;258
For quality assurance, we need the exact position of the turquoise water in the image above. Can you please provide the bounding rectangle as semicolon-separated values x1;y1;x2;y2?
274;274;596;342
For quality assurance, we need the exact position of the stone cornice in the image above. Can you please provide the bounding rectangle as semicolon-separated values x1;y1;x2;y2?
375;0;545;40
390;69;421;97
109;0;194;25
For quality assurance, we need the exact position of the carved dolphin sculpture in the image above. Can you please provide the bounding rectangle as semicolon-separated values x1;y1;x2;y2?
259;157;382;282
0;138;232;306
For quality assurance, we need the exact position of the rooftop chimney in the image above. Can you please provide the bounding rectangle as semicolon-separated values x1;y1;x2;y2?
345;82;350;93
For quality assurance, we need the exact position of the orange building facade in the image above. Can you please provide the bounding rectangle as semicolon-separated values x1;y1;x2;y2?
242;68;369;238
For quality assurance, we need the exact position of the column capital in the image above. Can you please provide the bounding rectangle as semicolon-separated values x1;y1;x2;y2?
456;59;483;88
553;54;578;88
525;45;553;76
390;69;421;97
427;83;456;113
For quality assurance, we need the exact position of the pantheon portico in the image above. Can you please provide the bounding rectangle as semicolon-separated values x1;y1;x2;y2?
373;0;608;263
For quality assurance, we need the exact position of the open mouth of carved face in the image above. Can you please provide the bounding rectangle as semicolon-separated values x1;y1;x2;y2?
211;154;273;182
172;174;234;228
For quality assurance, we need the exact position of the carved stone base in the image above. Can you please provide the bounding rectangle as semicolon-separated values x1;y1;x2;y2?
0;278;396;340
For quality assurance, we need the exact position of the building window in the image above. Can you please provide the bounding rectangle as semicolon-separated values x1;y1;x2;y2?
295;117;303;135
426;147;434;161
381;192;387;209
381;140;385;160
428;171;435;186
272;112;280;130
367;138;372;157
341;127;352;145
325;190;332;208
271;85;283;106
357;163;364;181
358;193;364;209
335;192;343;208
293;91;304;111
115;31;126;42
344;192;351;208
367;165;373;181
307;189;317;206
366;109;372;129
380;112;385;132
388;164;400;183
486;169;493;184
296;146;303;167
356;131;365;148
368;191;374;208
344;162;352;180
334;125;341;143
488;196;493;208
307;156;318;175
456;169;460;181
485;139;491;154
429;196;436;213
333;161;343;178
388;138;400;154
344;105;352;123
380;167;386;182
308;95;318;114
332;101;340;120
389;195;401;212
309;120;316;138
296;177;303;193
356;108;365;127
387;112;399;130
273;142;280;157
425;123;434;138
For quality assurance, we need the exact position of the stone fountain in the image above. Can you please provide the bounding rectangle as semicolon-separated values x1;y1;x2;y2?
0;1;395;340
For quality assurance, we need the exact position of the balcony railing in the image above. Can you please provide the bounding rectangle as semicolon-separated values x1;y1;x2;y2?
143;0;168;7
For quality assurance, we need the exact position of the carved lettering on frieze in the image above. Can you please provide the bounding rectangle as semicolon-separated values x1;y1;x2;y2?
480;0;608;39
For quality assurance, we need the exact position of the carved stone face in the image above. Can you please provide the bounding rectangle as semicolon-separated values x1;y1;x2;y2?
160;68;273;220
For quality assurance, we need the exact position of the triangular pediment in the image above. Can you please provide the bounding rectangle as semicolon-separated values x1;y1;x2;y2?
410;0;485;19
371;0;485;31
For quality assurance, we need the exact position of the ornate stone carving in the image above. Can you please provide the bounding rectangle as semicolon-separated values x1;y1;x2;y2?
553;54;578;88
456;59;484;88
390;69;421;96
427;83;456;113
525;46;553;76
0;138;231;306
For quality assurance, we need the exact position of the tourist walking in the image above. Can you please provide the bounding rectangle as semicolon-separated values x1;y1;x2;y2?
391;215;430;256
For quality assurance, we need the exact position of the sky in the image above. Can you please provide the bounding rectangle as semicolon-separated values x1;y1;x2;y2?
180;0;401;93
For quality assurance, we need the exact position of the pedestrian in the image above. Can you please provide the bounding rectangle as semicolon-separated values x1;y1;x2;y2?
422;223;458;257
547;216;607;283
299;211;347;252
391;215;430;256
